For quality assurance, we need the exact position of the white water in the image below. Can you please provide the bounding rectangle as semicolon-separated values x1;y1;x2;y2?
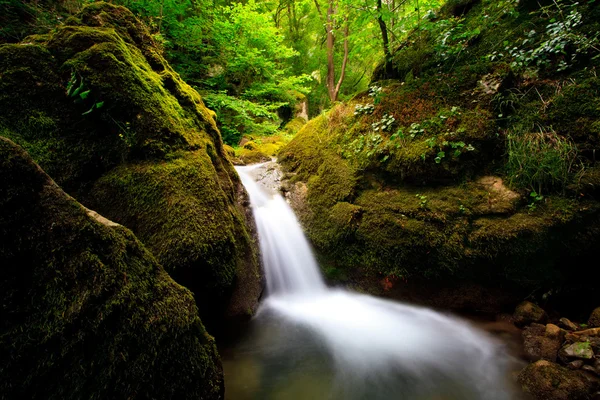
233;164;518;400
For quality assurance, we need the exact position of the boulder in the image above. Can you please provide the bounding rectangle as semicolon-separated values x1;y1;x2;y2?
0;2;261;323
0;137;223;399
559;342;595;363
590;308;600;328
560;317;580;331
569;360;585;370
523;323;566;362
518;360;600;400
514;301;548;327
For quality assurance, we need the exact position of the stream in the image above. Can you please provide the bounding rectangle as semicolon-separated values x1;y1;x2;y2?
223;163;522;400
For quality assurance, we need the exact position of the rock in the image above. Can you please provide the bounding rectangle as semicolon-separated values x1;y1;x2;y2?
569;360;585;370
590;308;600;328
560;317;580;331
583;365;600;376
523;323;565;362
0;2;261;324
559;342;595;363
0;138;223;399
514;301;548;327
567;328;600;342
518;360;600;399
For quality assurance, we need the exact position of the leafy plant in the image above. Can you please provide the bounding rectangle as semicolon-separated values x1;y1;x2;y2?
526;191;544;212
66;70;104;116
372;113;395;132
354;103;375;115
416;193;429;210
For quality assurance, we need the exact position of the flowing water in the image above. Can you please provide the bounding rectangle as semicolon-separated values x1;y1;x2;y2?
224;164;520;400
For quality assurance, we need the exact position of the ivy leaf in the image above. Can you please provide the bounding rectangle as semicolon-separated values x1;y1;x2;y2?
79;90;91;100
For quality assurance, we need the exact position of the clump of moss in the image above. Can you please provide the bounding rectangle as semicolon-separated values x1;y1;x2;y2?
0;137;223;399
0;2;260;323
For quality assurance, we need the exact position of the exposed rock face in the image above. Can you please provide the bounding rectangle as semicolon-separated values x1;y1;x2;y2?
518;360;600;400
0;2;261;323
514;301;548;327
0;137;223;399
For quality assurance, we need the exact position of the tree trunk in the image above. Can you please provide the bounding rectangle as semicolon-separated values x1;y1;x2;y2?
376;0;393;78
326;0;336;102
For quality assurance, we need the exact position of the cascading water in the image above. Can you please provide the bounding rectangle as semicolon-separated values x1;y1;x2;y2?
226;163;520;400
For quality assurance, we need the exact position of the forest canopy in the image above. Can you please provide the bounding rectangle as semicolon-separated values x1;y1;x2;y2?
0;0;444;144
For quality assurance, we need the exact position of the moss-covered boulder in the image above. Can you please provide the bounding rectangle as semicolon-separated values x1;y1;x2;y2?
0;137;223;399
518;360;600;400
278;0;600;308
0;2;261;323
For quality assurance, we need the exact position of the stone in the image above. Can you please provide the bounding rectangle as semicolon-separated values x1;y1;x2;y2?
523;323;565;362
559;342;595;363
590;308;600;328
567;328;600;343
0;138;224;399
559;317;580;331
518;360;600;400
583;365;600;376
514;301;548;327
569;360;585;370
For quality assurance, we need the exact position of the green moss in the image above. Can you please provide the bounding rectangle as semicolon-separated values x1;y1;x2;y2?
0;2;260;323
0;137;223;399
547;77;600;150
88;151;255;320
283;117;307;134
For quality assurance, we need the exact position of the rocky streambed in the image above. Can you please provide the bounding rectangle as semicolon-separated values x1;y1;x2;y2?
238;160;600;400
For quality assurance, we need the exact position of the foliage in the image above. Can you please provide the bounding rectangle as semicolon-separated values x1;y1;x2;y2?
487;0;600;72
203;91;283;144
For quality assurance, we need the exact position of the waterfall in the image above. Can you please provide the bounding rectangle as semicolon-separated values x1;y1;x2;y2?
231;164;519;400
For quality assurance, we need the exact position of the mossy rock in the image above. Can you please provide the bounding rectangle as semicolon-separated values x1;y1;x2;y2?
518;360;599;400
0;2;261;323
283;117;307;135
279;0;600;303
0;137;223;399
88;151;257;320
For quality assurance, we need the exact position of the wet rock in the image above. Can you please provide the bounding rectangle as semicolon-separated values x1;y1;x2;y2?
514;301;548;327
590;308;600;328
569;360;585;370
523;323;565;362
560;317;580;331
559;342;595;363
518;360;599;399
583;365;600;376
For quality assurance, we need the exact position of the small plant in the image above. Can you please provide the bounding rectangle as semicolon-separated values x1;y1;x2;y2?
354;103;375;115
416;193;429;210
459;204;466;214
526;191;544;212
372;113;395;132
66;70;104;116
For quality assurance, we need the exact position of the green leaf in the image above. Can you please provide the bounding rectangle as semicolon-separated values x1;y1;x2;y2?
79;90;91;100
